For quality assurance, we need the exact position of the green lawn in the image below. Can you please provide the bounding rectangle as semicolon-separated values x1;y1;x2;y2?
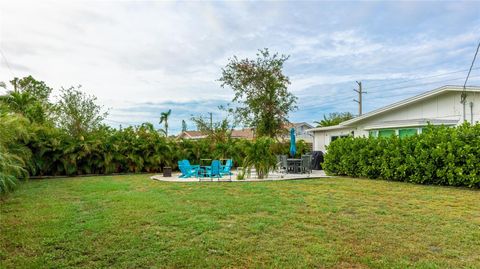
1;175;479;268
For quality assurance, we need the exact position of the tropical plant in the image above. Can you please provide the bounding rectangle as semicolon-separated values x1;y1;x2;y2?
243;137;277;179
219;48;297;138
0;76;54;124
54;86;108;138
0;112;30;193
191;115;234;144
314;112;354;127
159;109;172;137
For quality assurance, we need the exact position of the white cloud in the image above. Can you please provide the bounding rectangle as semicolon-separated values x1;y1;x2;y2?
0;1;479;131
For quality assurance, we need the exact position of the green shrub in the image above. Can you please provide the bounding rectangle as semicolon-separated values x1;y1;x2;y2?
243;137;277;179
0;112;30;193
324;123;480;188
12;123;308;180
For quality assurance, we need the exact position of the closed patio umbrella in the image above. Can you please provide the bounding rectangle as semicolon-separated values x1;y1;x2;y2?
289;127;296;157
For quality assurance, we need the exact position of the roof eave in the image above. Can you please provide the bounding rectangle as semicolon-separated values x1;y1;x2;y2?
306;125;353;132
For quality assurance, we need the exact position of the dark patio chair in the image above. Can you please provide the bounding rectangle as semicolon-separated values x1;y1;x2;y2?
301;155;312;174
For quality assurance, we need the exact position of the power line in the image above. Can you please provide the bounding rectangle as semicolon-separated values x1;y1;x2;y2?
299;75;471;110
369;77;480;101
463;40;480;90
298;69;480;111
0;48;15;77
367;74;480;94
298;74;480;112
460;39;480;121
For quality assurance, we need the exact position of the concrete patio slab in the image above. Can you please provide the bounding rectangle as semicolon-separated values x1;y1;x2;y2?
151;170;329;182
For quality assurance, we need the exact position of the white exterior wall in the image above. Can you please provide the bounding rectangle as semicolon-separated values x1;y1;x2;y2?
354;91;480;131
467;91;480;123
311;89;480;152
313;128;355;152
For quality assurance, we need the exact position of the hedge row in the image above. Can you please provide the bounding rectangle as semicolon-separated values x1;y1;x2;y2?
23;124;310;177
323;123;480;188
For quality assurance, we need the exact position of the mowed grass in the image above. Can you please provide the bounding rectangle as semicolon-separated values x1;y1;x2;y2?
1;175;479;269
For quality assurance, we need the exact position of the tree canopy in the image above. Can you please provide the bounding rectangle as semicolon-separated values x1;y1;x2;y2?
55;86;108;138
314;112;354;127
159;109;172;137
191;115;234;144
0;76;53;124
219;48;297;138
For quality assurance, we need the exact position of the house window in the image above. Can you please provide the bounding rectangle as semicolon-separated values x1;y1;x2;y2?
398;128;417;138
378;129;396;138
331;135;348;142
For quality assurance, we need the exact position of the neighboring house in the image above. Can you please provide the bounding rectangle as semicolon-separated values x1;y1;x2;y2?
178;123;313;142
177;128;255;140
177;130;207;140
281;122;314;143
307;85;480;152
230;128;255;140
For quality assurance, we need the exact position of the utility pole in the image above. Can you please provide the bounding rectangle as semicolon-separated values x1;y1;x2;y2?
353;81;366;116
461;40;480;122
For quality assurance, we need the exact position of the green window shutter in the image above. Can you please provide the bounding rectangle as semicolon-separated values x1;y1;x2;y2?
378;129;395;138
369;130;375;137
399;128;417;138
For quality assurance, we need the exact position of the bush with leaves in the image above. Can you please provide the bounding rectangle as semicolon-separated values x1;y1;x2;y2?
0;75;312;194
0;111;31;193
324;123;480;188
242;137;277;179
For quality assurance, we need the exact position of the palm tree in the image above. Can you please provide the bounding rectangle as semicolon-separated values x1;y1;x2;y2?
0;91;36;114
159;109;172;137
0;112;30;193
314;112;354;127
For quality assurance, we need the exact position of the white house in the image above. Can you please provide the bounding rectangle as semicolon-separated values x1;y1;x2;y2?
307;85;480;152
285;122;314;143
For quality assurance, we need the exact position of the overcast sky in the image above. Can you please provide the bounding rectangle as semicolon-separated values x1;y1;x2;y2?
1;1;479;133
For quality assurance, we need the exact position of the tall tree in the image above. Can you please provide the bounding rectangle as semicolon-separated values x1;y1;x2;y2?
159;109;172;137
219;48;297;138
12;76;52;101
55;86;108;138
0;76;53;124
314;112;354;127
191;115;233;144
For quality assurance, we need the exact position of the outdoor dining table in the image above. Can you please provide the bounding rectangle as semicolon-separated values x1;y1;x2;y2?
200;159;212;166
286;158;302;174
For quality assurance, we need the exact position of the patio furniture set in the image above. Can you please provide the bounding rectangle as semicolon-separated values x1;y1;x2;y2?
177;159;233;181
276;154;312;175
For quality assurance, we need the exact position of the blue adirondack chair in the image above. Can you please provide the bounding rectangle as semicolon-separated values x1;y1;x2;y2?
204;160;222;180
220;159;233;176
178;159;200;178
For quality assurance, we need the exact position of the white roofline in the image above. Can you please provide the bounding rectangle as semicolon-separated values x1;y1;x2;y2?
340;85;480;126
306;125;353;132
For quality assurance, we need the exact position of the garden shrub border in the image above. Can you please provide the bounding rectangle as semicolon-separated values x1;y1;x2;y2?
323;123;480;188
